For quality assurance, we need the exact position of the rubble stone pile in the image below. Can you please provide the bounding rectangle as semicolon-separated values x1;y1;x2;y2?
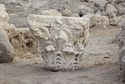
0;0;125;28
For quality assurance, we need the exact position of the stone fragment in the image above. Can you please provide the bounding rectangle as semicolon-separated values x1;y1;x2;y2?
41;9;62;16
116;4;125;16
0;4;9;22
0;20;14;63
6;27;38;54
78;6;94;17
62;8;72;17
89;0;108;11
84;14;109;28
27;15;89;70
1;19;38;55
105;4;117;18
109;15;125;26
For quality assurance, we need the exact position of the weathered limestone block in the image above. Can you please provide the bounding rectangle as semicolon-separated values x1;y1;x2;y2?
0;19;38;55
84;14;109;28
109;17;120;26
5;26;38;54
10;28;37;53
109;15;125;26
0;21;18;40
0;4;9;22
89;0;108;11
41;9;62;16
105;4;117;26
78;6;94;17
0;20;14;63
105;4;117;18
9;14;29;28
27;15;89;71
62;8;72;17
116;4;125;16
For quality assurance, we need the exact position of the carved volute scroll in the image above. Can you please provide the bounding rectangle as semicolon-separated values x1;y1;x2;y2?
27;15;89;71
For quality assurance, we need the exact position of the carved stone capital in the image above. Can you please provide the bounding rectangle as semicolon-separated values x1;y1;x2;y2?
27;15;89;71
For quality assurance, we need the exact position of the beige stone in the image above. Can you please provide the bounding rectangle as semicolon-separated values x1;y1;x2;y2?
0;20;14;63
0;20;38;55
0;4;9;22
62;9;72;17
6;27;38;54
27;14;89;70
109;15;125;26
84;14;109;28
105;4;117;18
41;9;62;16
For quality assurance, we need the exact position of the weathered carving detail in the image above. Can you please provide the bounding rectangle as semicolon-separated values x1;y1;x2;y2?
8;28;38;54
27;15;89;70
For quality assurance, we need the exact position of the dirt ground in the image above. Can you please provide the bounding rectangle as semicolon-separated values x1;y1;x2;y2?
0;26;123;84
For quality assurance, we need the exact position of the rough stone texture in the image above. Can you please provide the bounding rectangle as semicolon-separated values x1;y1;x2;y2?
94;15;109;28
116;4;125;16
61;8;73;17
9;14;29;28
9;28;38;54
0;0;33;28
0;20;14;63
116;29;125;65
0;4;14;63
89;0;108;11
1;0;125;27
109;18;117;26
115;0;125;4
0;4;9;22
116;24;125;50
84;14;109;28
4;25;38;55
117;15;125;26
116;23;125;82
105;4;118;26
41;9;62;16
119;49;125;82
0;0;81;27
27;15;89;70
0;4;38;59
109;15;125;26
78;6;94;17
105;4;117;18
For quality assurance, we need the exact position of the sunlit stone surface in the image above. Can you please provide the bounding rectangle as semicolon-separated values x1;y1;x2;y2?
27;15;89;71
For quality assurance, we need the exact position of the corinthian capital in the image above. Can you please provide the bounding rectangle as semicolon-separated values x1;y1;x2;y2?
27;15;89;71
